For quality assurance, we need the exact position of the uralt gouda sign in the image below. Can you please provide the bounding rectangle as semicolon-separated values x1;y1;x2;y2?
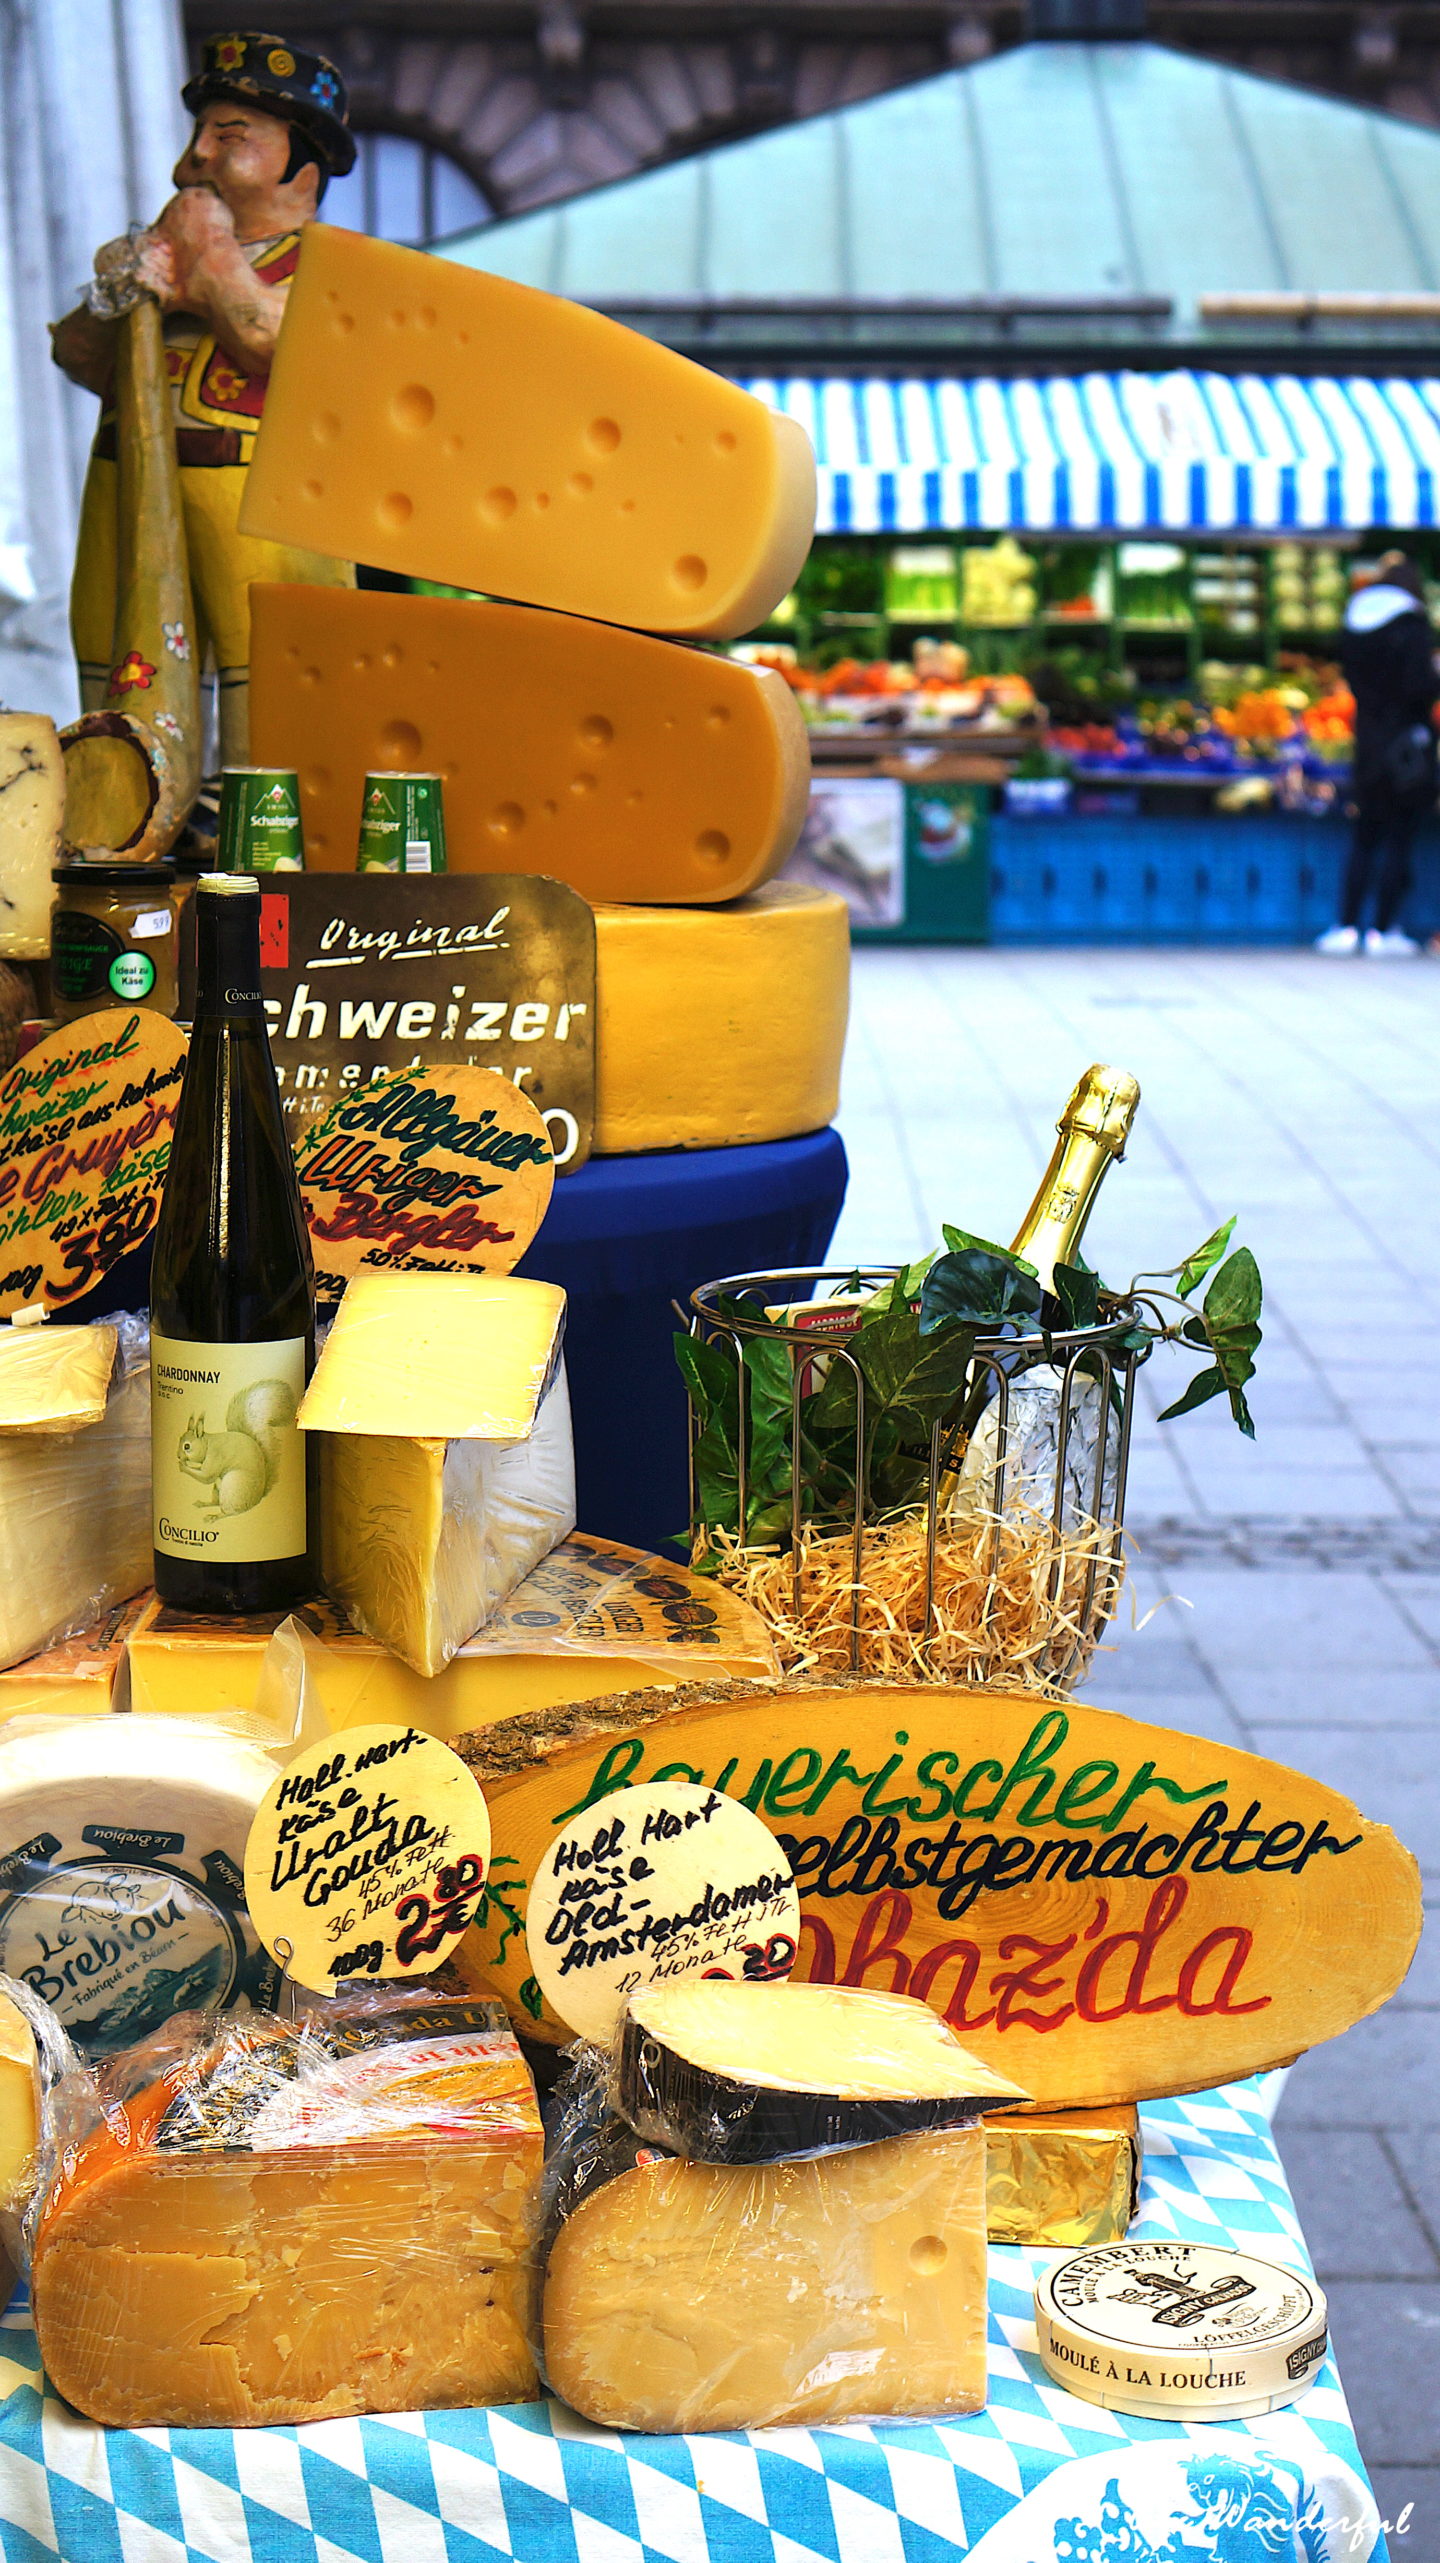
242;875;596;1168
455;1682;1423;2107
291;1061;554;1301
0;1010;187;1316
524;1779;800;2043
244;1721;493;1997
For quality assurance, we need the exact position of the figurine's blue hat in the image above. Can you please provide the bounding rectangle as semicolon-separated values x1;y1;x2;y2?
183;32;356;177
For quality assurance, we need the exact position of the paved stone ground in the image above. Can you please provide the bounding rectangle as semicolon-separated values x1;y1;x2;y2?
829;943;1439;2553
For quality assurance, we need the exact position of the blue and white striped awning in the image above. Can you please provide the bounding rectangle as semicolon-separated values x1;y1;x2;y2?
737;371;1440;534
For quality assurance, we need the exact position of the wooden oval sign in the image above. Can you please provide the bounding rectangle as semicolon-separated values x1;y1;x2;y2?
0;1008;187;1315
291;1062;554;1302
453;1680;1422;2109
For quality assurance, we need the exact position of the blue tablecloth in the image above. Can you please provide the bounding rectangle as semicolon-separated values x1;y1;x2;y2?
0;2082;1383;2563
518;1129;849;1554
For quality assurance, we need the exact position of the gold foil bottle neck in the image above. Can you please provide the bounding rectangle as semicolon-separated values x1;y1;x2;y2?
1058;1064;1142;1159
1010;1064;1141;1294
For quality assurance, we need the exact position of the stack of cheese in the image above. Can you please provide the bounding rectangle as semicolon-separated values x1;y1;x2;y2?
25;1991;546;2426
541;1979;1026;2432
241;226;849;1157
0;1318;150;1689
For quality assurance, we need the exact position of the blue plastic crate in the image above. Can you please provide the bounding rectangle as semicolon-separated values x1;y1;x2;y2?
987;811;1440;943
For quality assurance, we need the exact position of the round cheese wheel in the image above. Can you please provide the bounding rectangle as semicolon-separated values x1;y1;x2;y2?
1035;2241;1328;2418
592;884;850;1154
0;1716;281;2053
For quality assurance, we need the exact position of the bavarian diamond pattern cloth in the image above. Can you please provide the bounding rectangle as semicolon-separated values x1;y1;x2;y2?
0;2081;1383;2563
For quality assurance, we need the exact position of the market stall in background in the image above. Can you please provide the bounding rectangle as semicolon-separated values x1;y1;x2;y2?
450;29;1440;947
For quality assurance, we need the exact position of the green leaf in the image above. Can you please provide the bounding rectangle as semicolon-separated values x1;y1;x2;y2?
1203;1244;1263;1335
918;1248;1044;1338
1157;1364;1228;1424
1052;1258;1101;1330
1177;1217;1237;1300
854;1305;976;1427
943;1224;1039;1278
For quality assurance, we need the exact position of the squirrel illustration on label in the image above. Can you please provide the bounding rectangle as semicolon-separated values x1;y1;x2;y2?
176;1380;297;1517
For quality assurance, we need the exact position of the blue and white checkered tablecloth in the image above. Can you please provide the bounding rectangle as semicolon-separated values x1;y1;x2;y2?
0;2082;1384;2563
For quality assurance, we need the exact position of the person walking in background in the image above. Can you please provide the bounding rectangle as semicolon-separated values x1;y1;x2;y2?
1316;551;1437;957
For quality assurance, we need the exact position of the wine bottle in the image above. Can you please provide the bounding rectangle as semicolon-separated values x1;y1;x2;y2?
150;873;316;1613
1009;1064;1141;1296
956;1064;1140;1525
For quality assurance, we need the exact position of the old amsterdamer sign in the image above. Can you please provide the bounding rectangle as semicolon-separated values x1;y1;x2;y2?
452;1681;1422;2109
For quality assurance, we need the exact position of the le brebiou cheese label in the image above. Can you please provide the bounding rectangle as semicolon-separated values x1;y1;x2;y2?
1035;2241;1328;2419
151;1335;307;1562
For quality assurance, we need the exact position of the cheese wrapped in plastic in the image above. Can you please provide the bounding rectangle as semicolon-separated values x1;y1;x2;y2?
0;1316;151;1670
539;2044;989;2431
300;1275;576;1678
985;2104;1141;2246
28;1990;544;2427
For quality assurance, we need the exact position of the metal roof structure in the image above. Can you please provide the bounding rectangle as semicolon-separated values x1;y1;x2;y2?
443;40;1440;371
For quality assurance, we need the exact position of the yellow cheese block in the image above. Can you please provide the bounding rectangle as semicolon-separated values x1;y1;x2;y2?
0;1995;36;2213
593;885;849;1152
33;2023;543;2426
249;584;810;897
0;1326;150;1671
300;1274;574;1676
0;1596;144;1722
241;226;815;639
0;1322;116;1432
0;714;63;961
125;1533;779;1734
985;2104;1140;2247
543;2126;988;2430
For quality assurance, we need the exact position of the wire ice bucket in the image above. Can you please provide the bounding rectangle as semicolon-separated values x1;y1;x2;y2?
685;1265;1149;1692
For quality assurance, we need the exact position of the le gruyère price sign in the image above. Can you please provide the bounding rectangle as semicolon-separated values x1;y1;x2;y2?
292;1061;554;1300
244;1722;493;1997
454;1682;1423;2106
524;1779;801;2042
250;875;595;1168
0;1010;186;1315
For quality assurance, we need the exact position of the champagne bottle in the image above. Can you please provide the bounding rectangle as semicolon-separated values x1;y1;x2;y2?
957;1064;1140;1524
1009;1064;1141;1296
150;874;316;1613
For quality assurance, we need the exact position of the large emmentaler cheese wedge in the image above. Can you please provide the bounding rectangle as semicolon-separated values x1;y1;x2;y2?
593;885;849;1151
241;227;815;639
619;1979;1024;2162
250;586;810;898
299;1272;575;1677
0;1323;150;1670
454;1677;1423;2108
543;2127;987;2431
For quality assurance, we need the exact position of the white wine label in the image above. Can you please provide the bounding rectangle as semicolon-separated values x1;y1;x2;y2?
525;1779;801;2045
152;1335;308;1564
1035;2240;1328;2419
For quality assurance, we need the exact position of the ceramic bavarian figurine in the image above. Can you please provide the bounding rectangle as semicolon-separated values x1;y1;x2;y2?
51;32;356;773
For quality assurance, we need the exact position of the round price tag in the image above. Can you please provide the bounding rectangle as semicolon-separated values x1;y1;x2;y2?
0;1009;187;1316
524;1780;800;2045
244;1722;492;1996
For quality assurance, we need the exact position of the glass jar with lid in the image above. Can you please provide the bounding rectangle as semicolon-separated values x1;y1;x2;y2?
51;862;179;1023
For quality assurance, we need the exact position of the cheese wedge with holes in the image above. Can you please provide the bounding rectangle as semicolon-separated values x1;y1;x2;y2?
240;226;815;639
543;2127;988;2431
299;1273;575;1676
0;715;63;960
249;585;810;897
593;886;849;1149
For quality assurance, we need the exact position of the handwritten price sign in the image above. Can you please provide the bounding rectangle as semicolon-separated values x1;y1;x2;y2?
0;1009;187;1316
524;1779;801;2044
291;1061;554;1301
243;1722;493;1996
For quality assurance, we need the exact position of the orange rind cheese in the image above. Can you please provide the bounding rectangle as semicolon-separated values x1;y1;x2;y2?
241;226;815;639
249;584;810;898
33;2031;544;2427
